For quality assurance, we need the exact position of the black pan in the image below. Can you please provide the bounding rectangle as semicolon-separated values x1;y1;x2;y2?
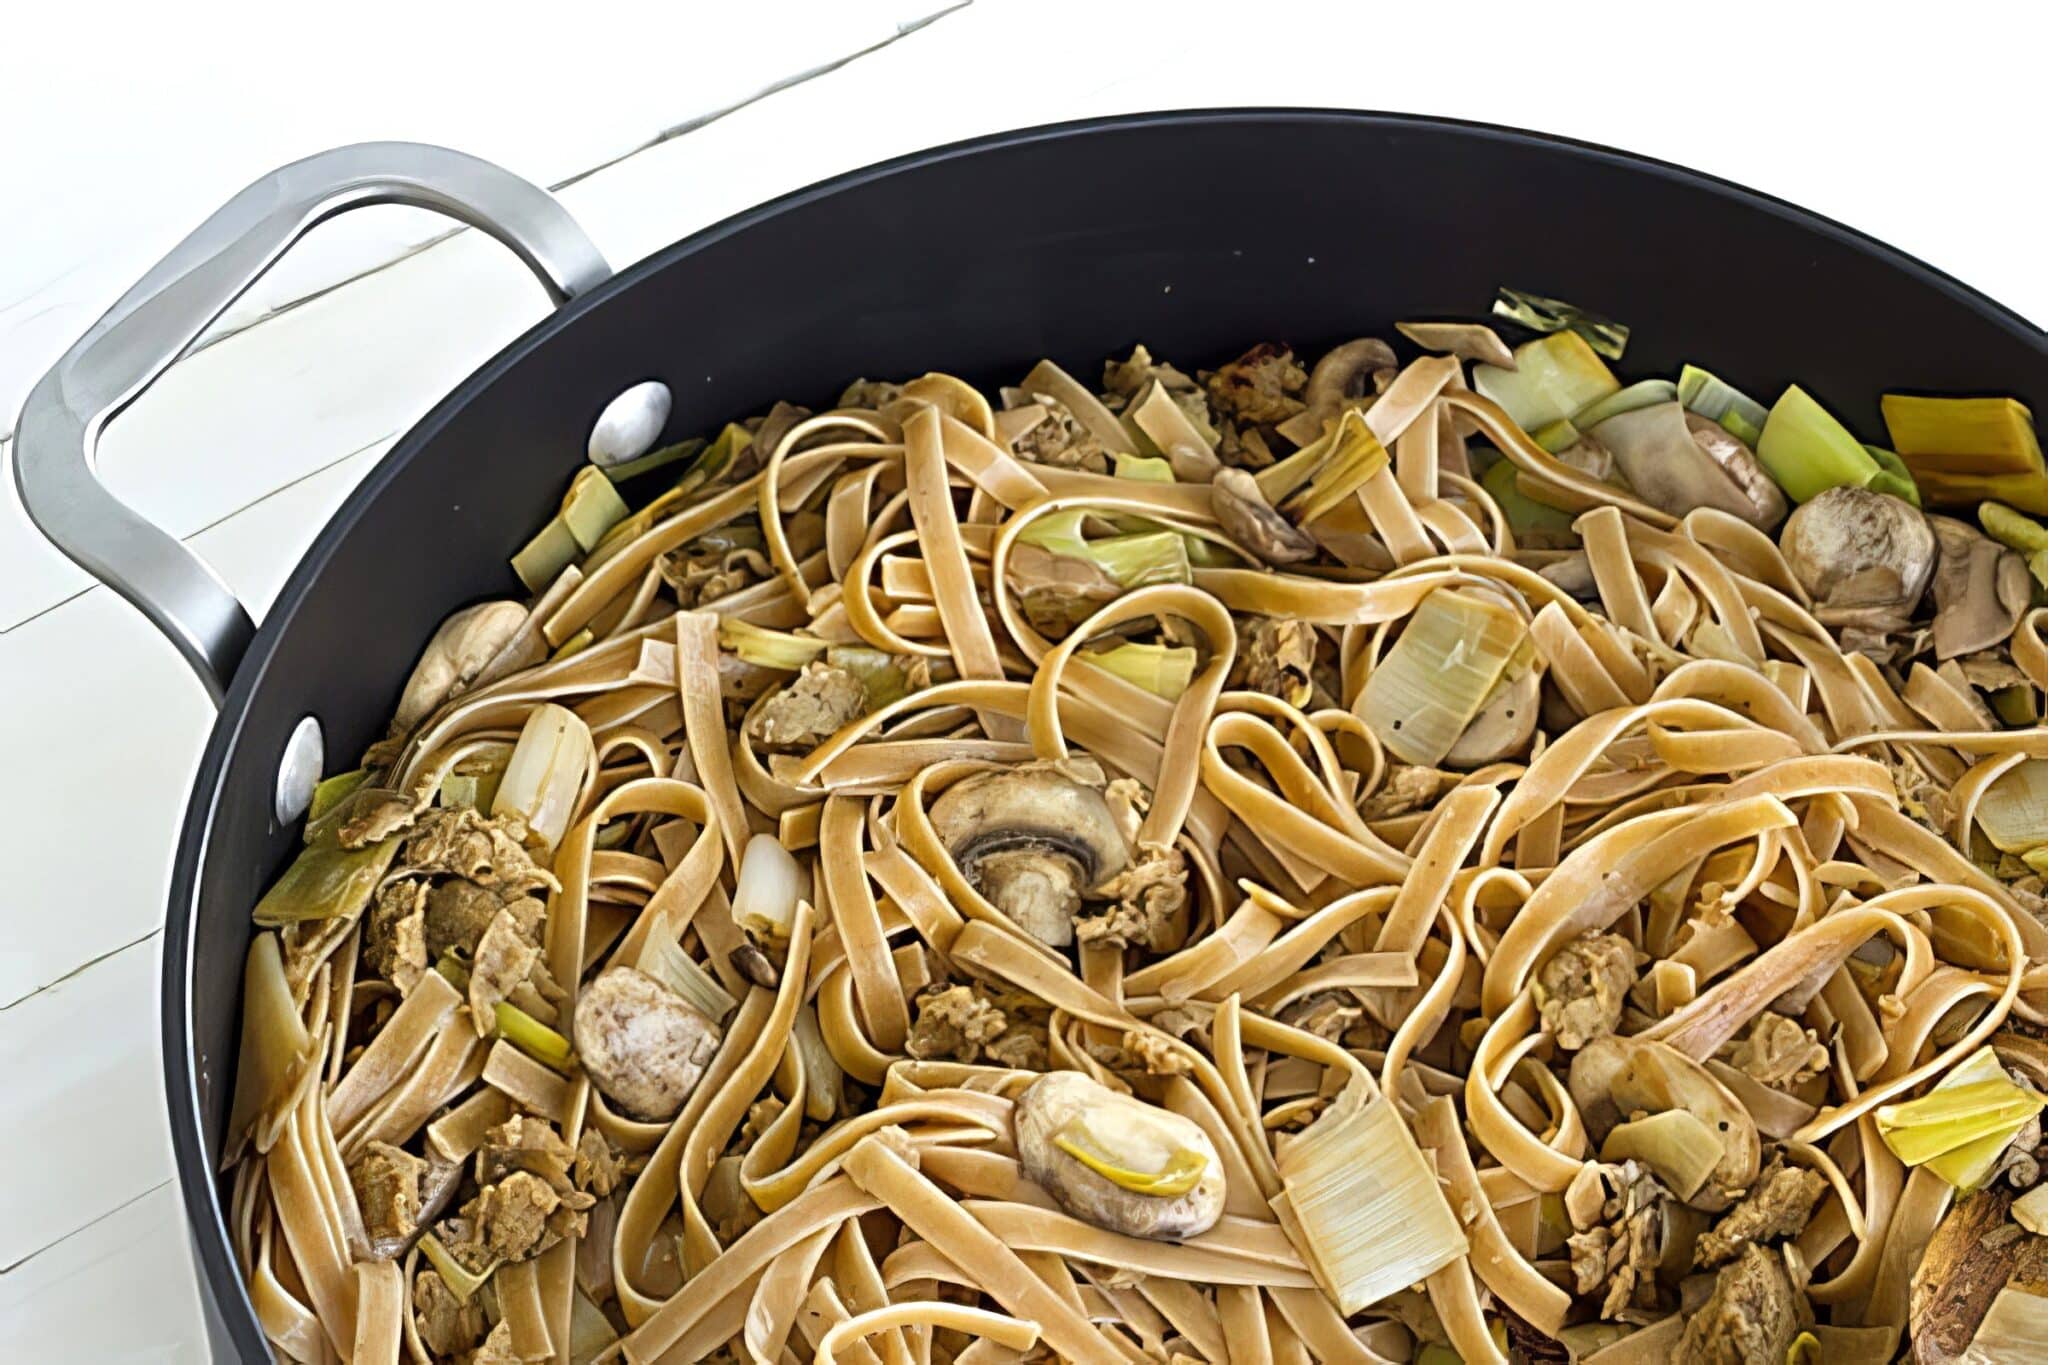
17;109;2044;1359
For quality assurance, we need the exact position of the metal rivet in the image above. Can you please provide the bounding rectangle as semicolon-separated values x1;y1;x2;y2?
276;714;325;825
588;380;672;468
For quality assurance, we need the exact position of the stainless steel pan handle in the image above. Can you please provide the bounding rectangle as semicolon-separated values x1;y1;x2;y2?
12;141;613;703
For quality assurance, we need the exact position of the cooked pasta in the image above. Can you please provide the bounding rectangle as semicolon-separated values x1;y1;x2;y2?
225;312;2048;1365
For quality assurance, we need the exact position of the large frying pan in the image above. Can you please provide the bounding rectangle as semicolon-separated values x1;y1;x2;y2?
16;110;2045;1358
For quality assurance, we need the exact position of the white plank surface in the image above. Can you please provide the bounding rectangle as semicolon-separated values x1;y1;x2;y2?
3;0;2043;1356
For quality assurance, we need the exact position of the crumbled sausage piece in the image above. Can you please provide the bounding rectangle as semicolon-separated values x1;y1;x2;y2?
1203;343;1308;426
1565;1162;1669;1321
1008;394;1108;473
423;876;541;960
748;661;868;753
1236;617;1318;705
983;1027;1049;1071
1079;846;1188;952
575;1127;629;1197
573;966;723;1121
413;1268;486;1357
1537;932;1637;1050
348;1141;425;1253
1121;1029;1192;1077
659;541;768;610
467;907;543;1032
1695;1161;1829;1269
472;1321;523;1365
465;1170;589;1263
1725;1014;1830;1088
474;1116;576;1191
1676;1243;1808;1365
364;880;429;994
394;807;557;897
1360;764;1450;820
335;790;418;849
839;378;903;410
1280;992;1365;1044
907;984;1009;1063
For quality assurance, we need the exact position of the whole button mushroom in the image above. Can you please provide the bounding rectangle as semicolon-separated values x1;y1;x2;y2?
1778;485;1936;629
1210;468;1316;566
1013;1071;1226;1240
588;380;673;469
393;600;536;732
929;763;1131;948
573;966;722;1120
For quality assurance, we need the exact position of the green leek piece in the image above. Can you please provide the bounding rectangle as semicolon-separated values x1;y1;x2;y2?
1113;452;1176;483
550;628;595;662
307;768;368;822
1883;395;2048;513
826;646;919;708
252;807;405;927
1282;410;1392;525
640;932;739;1022
1982;502;2048;554
598;435;704;484
1473;332;1621;434
1491;286;1630;359
419;1233;496;1302
719;618;826;670
511;516;581;593
1017;511;1191;589
1755;385;1886;503
1599;1109;1723;1199
1677;364;1769;446
1572;378;1678;431
1053;1119;1208;1196
1993;685;2040;728
1861;446;1922;506
1786;1331;1822;1365
1359;589;1528;766
1480;456;1578;538
434;951;471;991
562;467;630;552
495;1001;574;1071
1876;1044;2045;1180
1532;418;1580;454
1081;642;1198;699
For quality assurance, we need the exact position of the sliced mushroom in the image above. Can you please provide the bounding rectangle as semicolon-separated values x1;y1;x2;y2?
1778;486;1936;629
929;762;1132;947
1444;668;1539;767
394;601;536;732
1930;515;2032;659
1211;468;1316;565
573;966;722;1121
1282;337;1399;445
1592;403;1788;530
1396;321;1516;370
1570;1035;1760;1211
1013;1070;1225;1239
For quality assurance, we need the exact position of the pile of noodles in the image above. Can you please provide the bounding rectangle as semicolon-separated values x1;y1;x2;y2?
225;350;2048;1365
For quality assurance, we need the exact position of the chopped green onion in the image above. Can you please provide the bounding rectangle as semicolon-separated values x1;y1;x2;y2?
1677;364;1769;446
719;618;827;670
1491;286;1630;359
598;435;705;484
307;768;368;822
1112;452;1176;483
1572;378;1678;431
1473;332;1620;433
1755;385;1886;503
1080;642;1198;698
494;1001;573;1071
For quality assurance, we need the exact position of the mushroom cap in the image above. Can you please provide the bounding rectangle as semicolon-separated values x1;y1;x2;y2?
1301;338;1399;424
394;601;534;732
1014;1070;1226;1240
1570;1034;1760;1211
1592;403;1786;530
1779;486;1936;618
573;966;721;1121
1211;468;1316;565
929;763;1132;947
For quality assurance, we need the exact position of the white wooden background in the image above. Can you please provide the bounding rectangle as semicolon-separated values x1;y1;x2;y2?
2;1;2042;1357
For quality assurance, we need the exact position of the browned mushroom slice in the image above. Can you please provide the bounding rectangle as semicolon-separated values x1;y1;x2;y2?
1443;668;1540;768
1779;485;1936;629
1929;515;2033;659
1591;402;1787;530
1210;468;1316;565
928;762;1132;947
1275;338;1398;445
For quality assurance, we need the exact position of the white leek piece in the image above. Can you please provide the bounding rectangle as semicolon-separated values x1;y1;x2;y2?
1599;1109;1724;1199
1966;1287;2048;1361
1975;759;2048;854
734;833;803;940
1573;378;1678;431
1359;589;1528;766
492;702;594;850
1274;1078;1467;1314
1472;332;1620;433
1081;642;1197;699
640;932;739;1023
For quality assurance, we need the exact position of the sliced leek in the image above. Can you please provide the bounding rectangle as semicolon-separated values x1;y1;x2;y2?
734;833;803;940
419;1233;497;1302
1281;409;1391;525
1532;418;1580;455
1275;1079;1467;1314
599;435;704;484
1491;286;1630;360
826;646;920;708
1883;394;2048;513
1053;1119;1208;1196
719;618;828;670
1113;452;1177;483
1755;385;1885;503
1677;364;1768;446
1974;760;2048;854
1599;1109;1723;1199
550;628;595;662
1875;1044;2044;1176
1861;446;1921;505
492;702;595;850
1480;456;1577;539
1080;642;1198;698
1572;378;1677;431
1981;501;2048;555
511;517;582;594
640;932;740;1023
307;768;367;822
562;466;630;551
1472;332;1620;433
1359;589;1528;766
252;805;406;926
495;1001;574;1072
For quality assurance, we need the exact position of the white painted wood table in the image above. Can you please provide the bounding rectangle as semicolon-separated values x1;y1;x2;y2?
2;1;2040;1357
